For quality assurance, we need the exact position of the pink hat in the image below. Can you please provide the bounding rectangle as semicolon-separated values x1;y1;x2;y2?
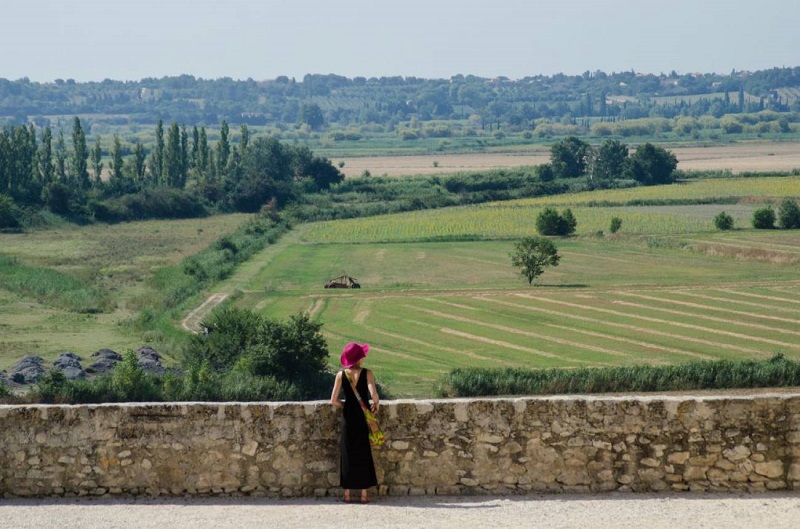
340;342;369;368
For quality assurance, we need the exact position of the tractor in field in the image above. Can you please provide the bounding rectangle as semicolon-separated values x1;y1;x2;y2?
324;275;361;289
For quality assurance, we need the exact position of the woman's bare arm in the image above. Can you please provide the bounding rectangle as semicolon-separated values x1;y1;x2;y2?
367;369;379;414
330;371;344;409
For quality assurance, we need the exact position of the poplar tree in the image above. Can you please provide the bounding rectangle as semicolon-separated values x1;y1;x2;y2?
151;119;164;184
90;136;103;184
38;126;54;185
198;126;210;175
131;141;147;184
180;125;189;188
71;117;89;190
109;134;125;190
239;124;250;156
55;131;67;182
191;125;200;169
164;121;182;187
216;120;230;177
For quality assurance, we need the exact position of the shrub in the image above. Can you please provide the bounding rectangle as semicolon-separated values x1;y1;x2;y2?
777;198;800;229
111;350;159;401
0;194;21;229
536;207;577;236
752;206;776;229
714;211;734;230
609;217;623;233
186;309;332;399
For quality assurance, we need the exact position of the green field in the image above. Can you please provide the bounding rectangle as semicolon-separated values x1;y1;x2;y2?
215;176;800;396
2;176;800;398
0;214;250;370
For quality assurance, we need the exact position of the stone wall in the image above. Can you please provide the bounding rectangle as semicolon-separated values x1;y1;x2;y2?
2;394;800;498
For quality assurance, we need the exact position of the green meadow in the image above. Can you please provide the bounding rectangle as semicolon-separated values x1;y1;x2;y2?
2;176;799;398
0;214;250;370
222;176;800;396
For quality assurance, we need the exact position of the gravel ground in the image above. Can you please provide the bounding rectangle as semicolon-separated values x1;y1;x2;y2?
2;493;800;529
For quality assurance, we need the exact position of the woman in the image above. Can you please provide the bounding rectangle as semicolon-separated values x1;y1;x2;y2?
330;342;379;503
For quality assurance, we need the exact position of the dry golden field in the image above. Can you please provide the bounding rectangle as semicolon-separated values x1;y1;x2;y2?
334;142;800;178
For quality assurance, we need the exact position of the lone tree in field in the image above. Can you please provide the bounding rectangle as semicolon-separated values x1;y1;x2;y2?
510;236;561;285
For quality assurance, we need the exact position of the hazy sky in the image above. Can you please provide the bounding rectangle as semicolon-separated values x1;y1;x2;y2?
4;0;799;82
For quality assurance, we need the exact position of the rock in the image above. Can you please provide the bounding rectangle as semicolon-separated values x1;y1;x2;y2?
10;356;46;384
53;352;82;367
52;352;86;380
137;346;165;374
87;349;122;374
92;348;122;361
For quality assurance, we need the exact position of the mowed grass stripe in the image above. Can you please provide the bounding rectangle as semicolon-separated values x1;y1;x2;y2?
619;292;800;328
367;326;508;366
716;288;800;305
681;238;800;263
509;295;767;356
425;296;686;364
541;323;695;361
479;296;732;358
702;235;800;252
603;301;800;347
399;304;571;363
669;290;800;317
375;306;546;367
609;298;800;348
438;328;611;367
412;304;632;360
424;296;657;361
380;312;573;368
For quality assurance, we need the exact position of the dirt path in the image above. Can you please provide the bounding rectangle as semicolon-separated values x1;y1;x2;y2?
2;494;799;529
181;293;229;333
179;226;311;333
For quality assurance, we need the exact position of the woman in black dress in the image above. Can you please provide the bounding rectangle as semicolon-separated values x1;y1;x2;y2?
330;342;379;503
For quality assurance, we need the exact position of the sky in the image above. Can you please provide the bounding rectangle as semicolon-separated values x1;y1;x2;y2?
3;0;799;83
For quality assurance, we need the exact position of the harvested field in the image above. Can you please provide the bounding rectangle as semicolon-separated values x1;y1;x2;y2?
335;142;800;177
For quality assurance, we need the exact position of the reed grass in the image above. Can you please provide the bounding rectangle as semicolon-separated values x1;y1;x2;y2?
437;354;800;397
0;255;112;313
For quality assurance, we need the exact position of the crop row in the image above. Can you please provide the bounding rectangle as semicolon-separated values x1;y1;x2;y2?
312;285;800;395
301;203;757;243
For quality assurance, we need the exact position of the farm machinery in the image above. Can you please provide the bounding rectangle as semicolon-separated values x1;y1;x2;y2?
324;274;361;289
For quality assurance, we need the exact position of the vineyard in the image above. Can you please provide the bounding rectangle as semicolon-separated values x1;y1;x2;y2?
301;176;800;244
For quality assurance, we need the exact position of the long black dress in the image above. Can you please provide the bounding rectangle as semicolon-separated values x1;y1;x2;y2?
339;369;378;489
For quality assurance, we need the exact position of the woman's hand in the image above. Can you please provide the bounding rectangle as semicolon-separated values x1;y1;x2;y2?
371;402;379;414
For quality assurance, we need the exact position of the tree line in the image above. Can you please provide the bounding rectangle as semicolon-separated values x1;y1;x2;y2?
2;67;799;132
0;118;344;227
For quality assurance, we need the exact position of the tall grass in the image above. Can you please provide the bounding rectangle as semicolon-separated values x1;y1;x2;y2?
437;354;800;397
0;255;112;313
133;215;290;348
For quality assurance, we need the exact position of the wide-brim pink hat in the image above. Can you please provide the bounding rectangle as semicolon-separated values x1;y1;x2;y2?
340;342;369;368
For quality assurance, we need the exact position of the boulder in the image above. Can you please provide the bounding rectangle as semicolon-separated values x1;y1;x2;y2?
137;346;165;374
10;356;46;384
87;348;122;374
52;352;87;380
53;352;83;369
